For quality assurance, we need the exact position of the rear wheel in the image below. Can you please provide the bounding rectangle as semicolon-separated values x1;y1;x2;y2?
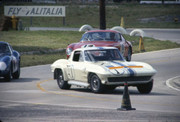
56;69;71;89
137;80;153;94
90;74;104;93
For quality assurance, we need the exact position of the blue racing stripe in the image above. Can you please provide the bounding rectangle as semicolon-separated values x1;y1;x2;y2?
106;65;114;68
112;61;135;76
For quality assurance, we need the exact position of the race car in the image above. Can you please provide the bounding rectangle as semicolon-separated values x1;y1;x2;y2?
66;30;132;61
0;41;20;81
51;45;156;94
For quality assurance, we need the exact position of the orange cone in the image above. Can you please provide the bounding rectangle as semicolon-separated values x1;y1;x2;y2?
117;81;136;111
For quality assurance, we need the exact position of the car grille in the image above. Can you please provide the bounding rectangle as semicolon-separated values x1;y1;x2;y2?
108;76;152;82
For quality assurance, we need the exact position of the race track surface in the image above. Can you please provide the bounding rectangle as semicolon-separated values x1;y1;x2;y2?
0;48;180;122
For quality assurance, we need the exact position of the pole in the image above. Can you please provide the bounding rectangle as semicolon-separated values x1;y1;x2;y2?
99;0;106;30
63;17;66;26
30;17;32;27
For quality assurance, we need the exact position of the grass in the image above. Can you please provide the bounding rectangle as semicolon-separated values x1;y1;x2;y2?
21;52;66;67
0;31;83;52
123;35;180;53
0;31;180;67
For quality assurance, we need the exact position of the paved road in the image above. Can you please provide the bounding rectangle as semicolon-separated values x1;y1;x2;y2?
0;48;180;122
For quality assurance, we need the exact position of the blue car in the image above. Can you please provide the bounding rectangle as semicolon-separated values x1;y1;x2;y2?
0;41;20;81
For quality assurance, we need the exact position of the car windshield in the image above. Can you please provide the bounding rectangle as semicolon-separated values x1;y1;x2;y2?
0;44;11;54
81;32;121;42
84;49;124;62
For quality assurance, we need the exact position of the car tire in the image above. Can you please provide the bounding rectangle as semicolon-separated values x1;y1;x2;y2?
90;74;104;93
4;67;12;82
12;61;20;79
137;80;153;94
126;47;132;61
56;69;71;90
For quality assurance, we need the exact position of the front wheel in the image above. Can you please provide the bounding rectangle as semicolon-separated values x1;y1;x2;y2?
4;69;11;82
89;74;104;93
12;61;20;79
137;80;153;94
56;69;71;90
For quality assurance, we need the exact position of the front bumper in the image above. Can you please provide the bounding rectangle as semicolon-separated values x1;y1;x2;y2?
99;74;154;86
0;70;9;77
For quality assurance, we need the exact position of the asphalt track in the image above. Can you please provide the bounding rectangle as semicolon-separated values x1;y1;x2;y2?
0;48;180;122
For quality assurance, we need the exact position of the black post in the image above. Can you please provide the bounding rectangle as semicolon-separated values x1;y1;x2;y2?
63;17;66;26
30;17;32;27
162;0;164;4
99;0;106;30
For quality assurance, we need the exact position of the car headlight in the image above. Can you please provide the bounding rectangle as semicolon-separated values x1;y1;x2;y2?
0;62;7;70
66;48;73;55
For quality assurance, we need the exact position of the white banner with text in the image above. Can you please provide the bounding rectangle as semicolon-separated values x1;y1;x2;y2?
4;6;65;17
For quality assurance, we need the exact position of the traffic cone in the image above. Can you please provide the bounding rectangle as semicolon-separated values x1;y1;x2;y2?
117;81;136;111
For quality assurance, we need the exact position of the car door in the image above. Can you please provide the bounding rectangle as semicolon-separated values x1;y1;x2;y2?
67;63;75;80
69;51;87;82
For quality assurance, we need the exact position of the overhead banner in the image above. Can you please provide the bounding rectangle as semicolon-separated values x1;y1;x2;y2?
4;6;65;17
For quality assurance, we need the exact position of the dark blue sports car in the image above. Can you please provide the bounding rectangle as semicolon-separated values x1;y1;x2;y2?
0;41;20;81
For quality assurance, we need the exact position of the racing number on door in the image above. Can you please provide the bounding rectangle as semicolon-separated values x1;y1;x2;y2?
67;64;74;79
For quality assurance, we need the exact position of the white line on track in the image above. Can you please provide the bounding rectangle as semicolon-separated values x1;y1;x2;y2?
166;76;180;92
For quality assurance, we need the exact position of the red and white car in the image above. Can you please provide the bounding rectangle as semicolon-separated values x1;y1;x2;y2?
66;30;133;61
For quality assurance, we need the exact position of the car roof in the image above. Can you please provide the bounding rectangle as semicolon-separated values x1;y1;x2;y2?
0;41;9;45
86;30;119;33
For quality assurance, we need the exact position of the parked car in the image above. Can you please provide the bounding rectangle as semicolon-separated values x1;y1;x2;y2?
0;41;20;81
51;46;156;94
66;30;132;61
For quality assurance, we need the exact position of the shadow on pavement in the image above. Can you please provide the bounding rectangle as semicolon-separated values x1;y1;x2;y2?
69;87;175;96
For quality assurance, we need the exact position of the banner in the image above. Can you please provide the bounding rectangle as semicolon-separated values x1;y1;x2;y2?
4;6;65;17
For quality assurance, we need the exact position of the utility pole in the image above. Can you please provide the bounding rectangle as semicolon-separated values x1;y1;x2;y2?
99;0;106;30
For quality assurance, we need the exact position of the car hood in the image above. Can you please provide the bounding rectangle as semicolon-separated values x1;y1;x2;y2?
73;41;117;49
90;61;157;77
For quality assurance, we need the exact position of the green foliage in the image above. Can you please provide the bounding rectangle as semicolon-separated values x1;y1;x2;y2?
21;53;66;67
0;31;83;52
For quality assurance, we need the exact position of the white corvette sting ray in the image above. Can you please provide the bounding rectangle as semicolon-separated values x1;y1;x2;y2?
51;46;157;94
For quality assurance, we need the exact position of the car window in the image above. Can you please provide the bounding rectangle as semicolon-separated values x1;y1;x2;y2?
117;33;122;41
73;51;83;62
84;49;124;62
0;44;11;54
80;33;88;41
81;32;121;42
79;52;84;62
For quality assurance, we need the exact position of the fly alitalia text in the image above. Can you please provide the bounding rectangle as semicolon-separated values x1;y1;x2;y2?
4;6;65;17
